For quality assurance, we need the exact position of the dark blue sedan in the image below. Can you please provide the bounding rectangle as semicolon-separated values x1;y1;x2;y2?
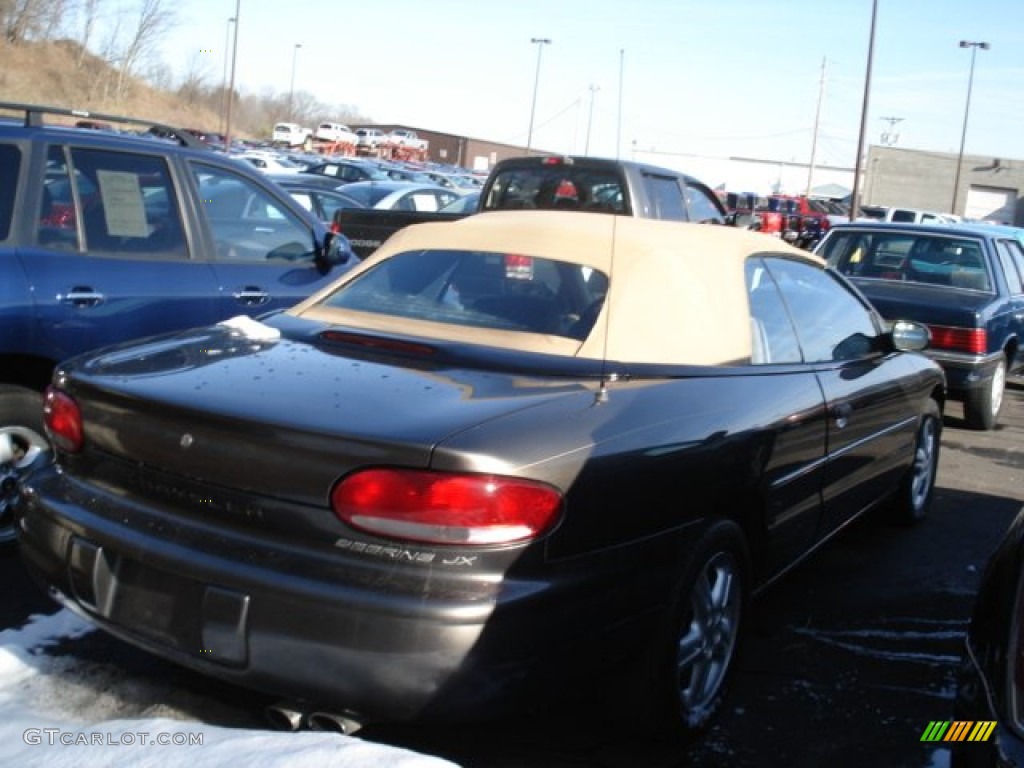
818;222;1024;429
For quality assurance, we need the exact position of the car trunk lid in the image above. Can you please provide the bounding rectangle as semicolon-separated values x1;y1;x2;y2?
62;328;589;515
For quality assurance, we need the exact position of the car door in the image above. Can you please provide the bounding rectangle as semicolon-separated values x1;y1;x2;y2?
189;161;339;316
745;257;828;576
765;256;921;536
23;143;220;362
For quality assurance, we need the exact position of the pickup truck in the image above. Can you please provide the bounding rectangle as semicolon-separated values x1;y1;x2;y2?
388;129;428;151
334;154;730;259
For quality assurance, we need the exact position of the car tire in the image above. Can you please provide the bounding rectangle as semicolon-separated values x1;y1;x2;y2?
0;385;50;547
893;399;941;525
644;520;749;739
964;357;1006;431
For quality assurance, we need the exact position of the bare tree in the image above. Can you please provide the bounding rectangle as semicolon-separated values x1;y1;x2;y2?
2;0;60;43
114;0;176;101
38;0;66;39
174;51;210;108
73;0;101;68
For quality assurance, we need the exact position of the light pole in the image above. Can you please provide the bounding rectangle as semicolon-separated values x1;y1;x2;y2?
525;37;551;155
584;84;599;156
848;0;878;224
288;43;302;122
223;0;241;153
951;41;990;215
220;16;235;135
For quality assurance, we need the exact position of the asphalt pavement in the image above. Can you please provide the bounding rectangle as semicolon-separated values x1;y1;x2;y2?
3;379;1023;767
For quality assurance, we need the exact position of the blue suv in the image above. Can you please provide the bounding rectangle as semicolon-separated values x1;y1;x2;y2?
0;103;354;543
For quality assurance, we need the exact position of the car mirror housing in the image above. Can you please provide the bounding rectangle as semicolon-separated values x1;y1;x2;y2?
890;320;931;352
316;231;352;274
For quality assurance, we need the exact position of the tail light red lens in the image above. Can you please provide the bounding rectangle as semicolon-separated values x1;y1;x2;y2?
43;387;83;453
927;325;987;355
332;468;563;546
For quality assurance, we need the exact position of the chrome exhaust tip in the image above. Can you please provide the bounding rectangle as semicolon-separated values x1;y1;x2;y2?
265;700;306;732
306;710;364;735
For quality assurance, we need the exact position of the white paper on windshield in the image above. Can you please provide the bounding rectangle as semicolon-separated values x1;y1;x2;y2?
96;170;149;237
411;194;439;212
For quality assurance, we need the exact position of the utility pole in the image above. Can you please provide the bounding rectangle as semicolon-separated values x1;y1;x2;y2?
525;37;551;155
288;43;302;122
849;0;878;223
223;0;241;153
879;115;903;145
585;84;599;156
805;57;826;197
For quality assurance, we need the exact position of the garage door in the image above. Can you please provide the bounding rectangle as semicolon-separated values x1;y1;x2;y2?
964;185;1016;223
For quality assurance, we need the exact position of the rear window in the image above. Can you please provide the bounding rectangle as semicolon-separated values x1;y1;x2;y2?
482;166;626;214
321;249;609;340
822;231;992;292
0;144;19;239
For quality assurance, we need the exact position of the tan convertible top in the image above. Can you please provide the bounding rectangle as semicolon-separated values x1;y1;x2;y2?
293;211;823;366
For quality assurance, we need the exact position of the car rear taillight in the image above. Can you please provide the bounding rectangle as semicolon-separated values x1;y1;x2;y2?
927;325;987;355
331;468;563;546
43;387;83;453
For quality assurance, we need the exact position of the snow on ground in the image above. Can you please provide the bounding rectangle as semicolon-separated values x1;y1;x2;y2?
0;611;459;768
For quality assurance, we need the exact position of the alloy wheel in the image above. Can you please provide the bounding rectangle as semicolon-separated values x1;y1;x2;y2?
909;416;939;512
676;551;742;723
0;425;49;543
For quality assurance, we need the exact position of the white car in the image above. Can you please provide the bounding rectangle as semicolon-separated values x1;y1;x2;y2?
236;151;304;174
314;122;358;145
271;122;312;148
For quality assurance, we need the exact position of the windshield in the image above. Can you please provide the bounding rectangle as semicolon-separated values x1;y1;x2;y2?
320;249;609;340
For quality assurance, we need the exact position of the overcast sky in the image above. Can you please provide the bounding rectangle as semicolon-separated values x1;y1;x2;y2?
158;0;1024;169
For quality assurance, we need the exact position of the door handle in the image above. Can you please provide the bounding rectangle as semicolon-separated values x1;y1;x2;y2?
830;402;853;429
58;287;105;307
232;287;270;306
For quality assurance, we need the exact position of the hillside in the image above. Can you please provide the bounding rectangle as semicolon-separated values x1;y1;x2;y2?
1;38;257;138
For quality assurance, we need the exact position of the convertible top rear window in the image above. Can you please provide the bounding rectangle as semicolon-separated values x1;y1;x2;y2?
321;249;609;340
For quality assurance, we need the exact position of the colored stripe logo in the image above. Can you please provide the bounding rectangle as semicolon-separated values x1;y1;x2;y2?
920;721;996;742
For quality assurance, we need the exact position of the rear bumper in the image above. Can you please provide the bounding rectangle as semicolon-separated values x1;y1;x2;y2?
15;465;664;723
927;350;1003;399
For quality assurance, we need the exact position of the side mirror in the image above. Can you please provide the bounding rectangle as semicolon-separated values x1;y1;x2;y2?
890;320;931;352
314;231;354;274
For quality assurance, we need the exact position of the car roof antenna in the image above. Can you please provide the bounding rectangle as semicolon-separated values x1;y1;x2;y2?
595;216;618;405
595;48;626;406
